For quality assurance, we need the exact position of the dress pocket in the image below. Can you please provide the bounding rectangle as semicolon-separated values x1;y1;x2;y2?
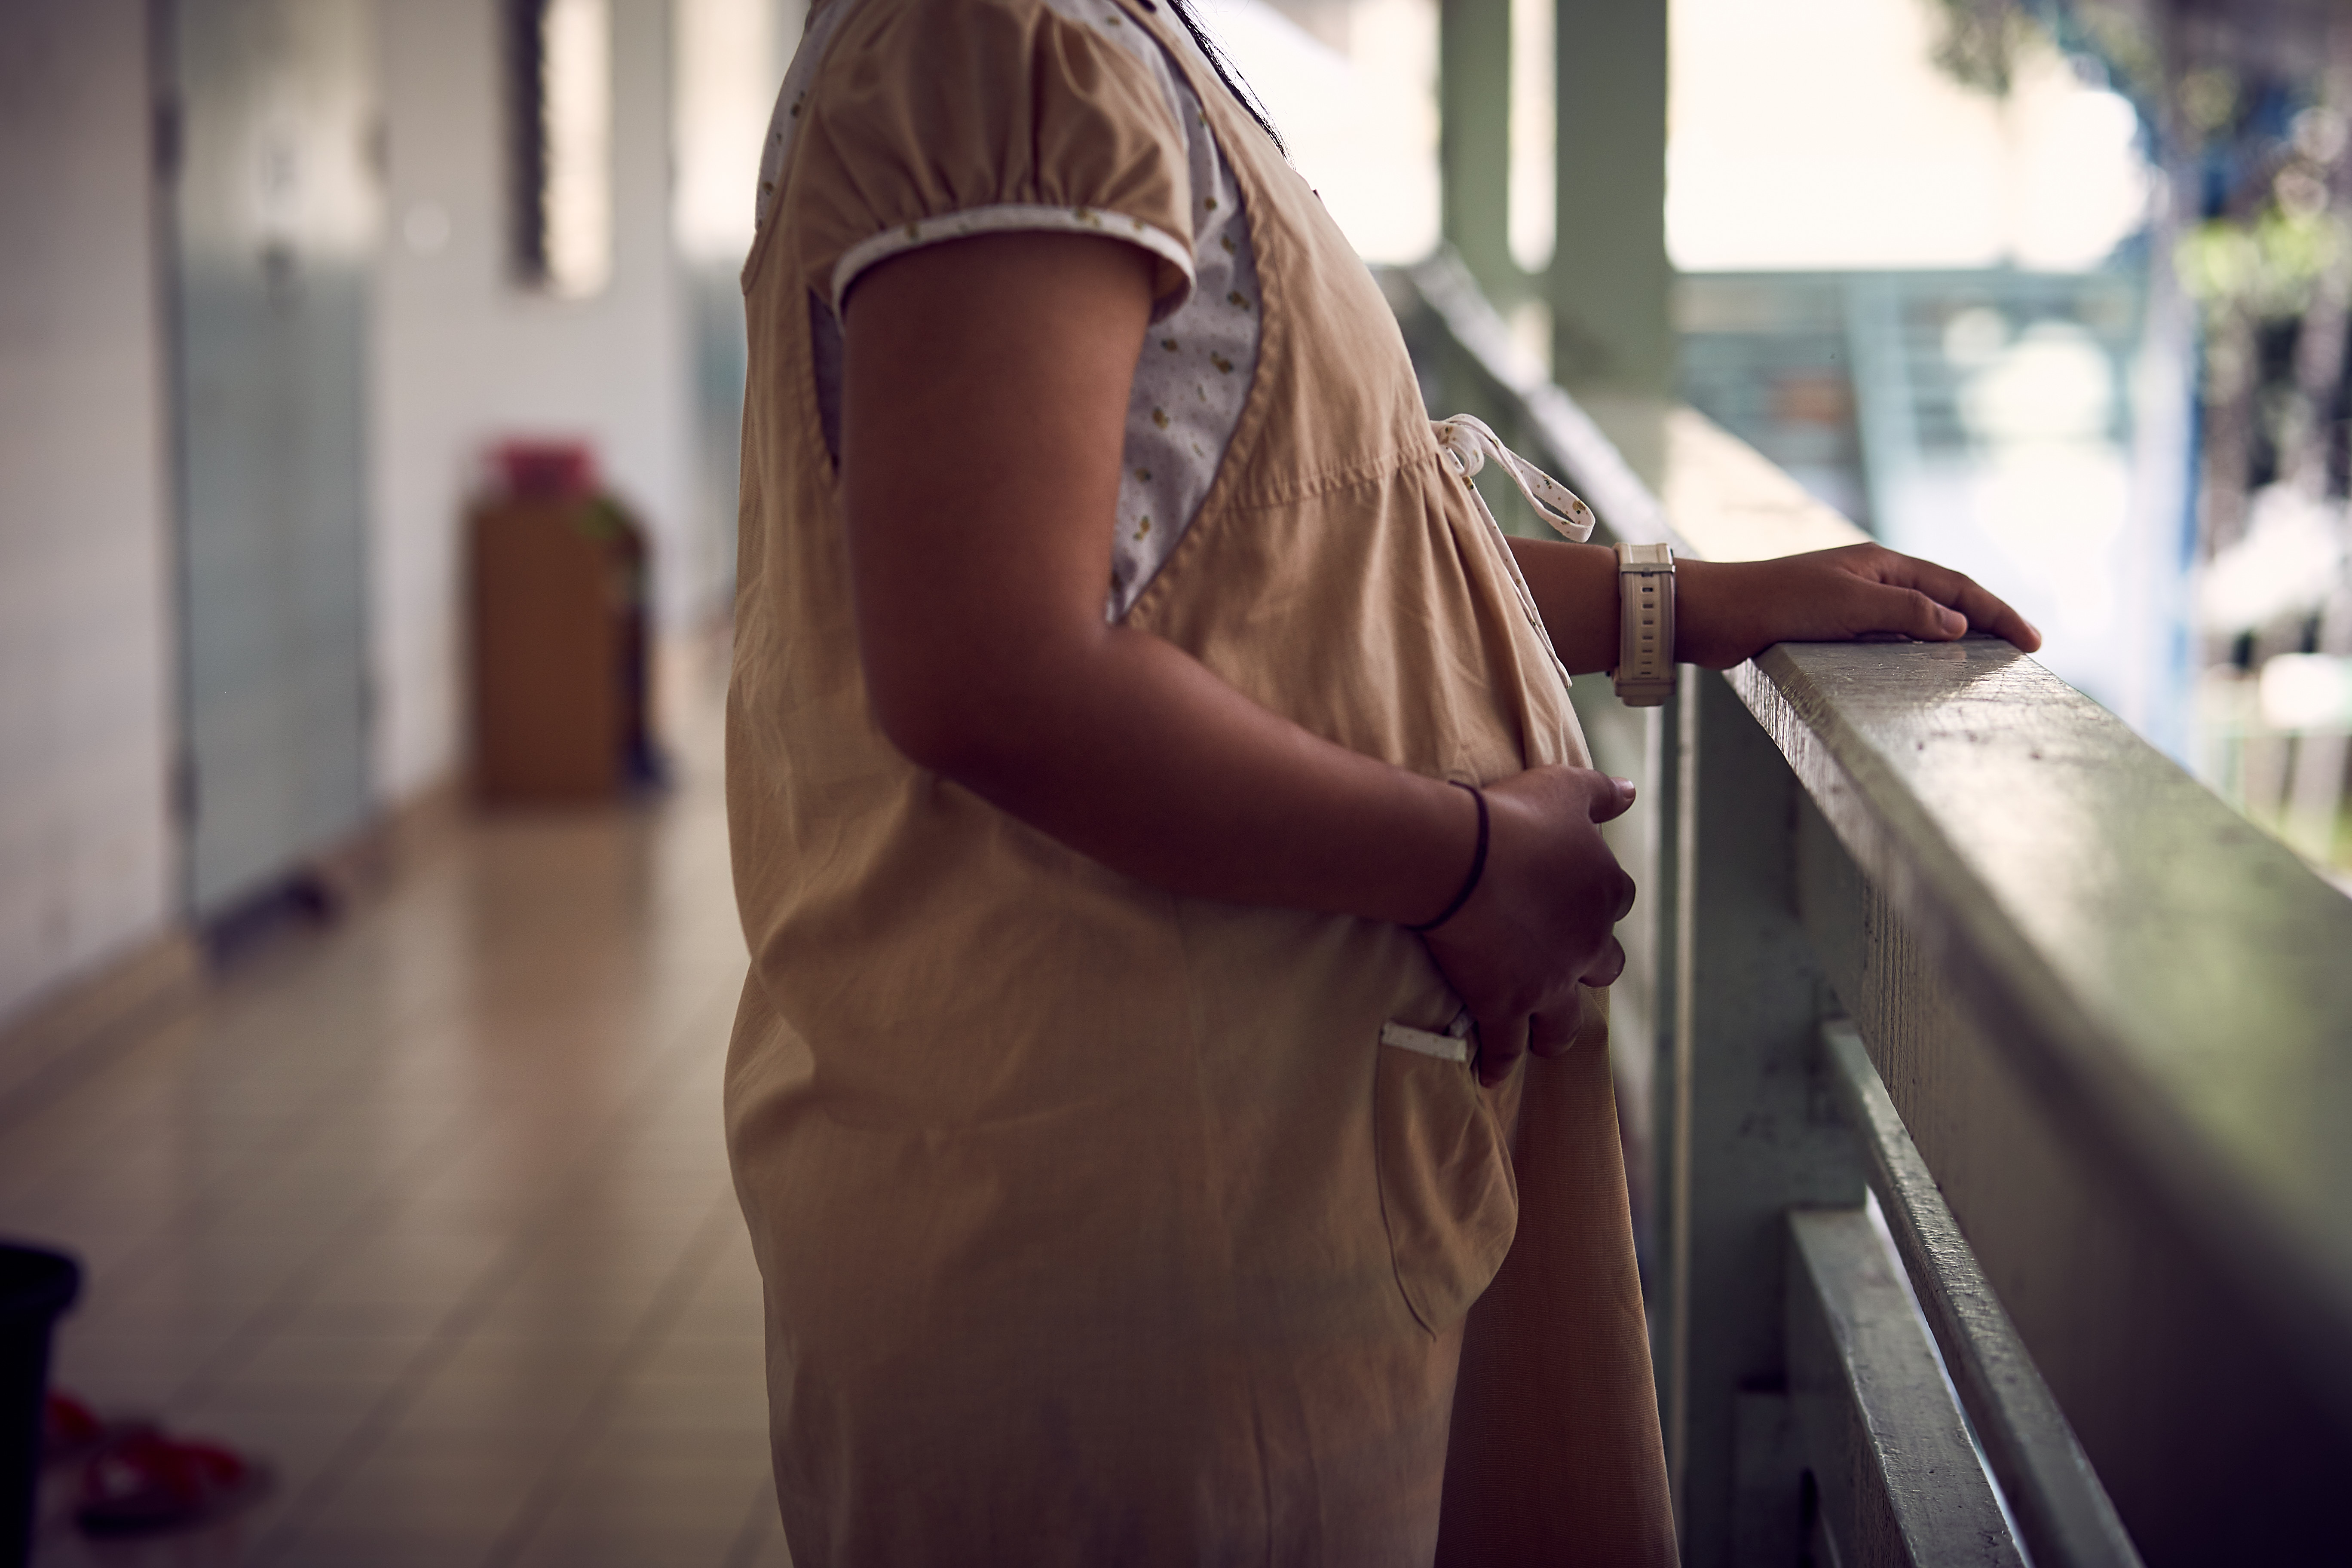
1372;1020;1518;1335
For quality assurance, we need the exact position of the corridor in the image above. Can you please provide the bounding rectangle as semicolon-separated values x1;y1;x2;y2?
3;652;783;1567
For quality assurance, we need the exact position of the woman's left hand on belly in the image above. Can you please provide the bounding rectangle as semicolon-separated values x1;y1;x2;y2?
1416;766;1638;1088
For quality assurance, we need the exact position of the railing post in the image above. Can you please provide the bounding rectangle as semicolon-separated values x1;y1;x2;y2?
1664;670;1863;1566
1566;676;1679;1378
1637;685;1680;1389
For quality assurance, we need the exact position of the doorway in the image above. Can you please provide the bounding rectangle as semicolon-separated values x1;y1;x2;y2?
161;0;376;918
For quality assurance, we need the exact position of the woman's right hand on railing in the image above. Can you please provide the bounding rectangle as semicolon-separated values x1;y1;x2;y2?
1675;543;2043;669
1419;766;1638;1088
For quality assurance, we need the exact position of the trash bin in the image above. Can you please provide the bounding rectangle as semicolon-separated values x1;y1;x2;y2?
0;1243;80;1568
469;441;658;804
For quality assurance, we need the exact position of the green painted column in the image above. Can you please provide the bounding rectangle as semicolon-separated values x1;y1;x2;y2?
1439;0;1515;301
1551;0;1671;395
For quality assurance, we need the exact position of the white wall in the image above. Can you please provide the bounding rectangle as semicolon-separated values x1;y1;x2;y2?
0;0;178;1024
371;0;695;801
0;0;712;1026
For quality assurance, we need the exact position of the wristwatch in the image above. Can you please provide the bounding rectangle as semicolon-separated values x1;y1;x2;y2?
1612;542;1676;707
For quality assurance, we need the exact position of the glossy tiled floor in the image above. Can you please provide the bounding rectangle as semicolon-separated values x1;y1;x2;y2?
3;650;784;1566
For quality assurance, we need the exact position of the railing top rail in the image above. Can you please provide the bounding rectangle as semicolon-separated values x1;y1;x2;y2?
1743;638;2352;1391
1395;251;2352;1401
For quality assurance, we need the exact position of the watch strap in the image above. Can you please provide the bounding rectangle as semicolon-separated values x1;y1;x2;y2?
1613;542;1676;707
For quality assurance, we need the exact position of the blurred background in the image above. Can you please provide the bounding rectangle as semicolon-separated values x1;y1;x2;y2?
8;0;2352;1038
6;0;2352;1559
1219;0;2352;895
14;0;2352;1050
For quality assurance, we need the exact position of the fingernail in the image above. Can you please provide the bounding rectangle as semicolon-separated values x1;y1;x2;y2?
1611;776;1635;796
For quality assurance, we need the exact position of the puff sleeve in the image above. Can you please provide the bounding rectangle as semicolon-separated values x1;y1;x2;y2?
787;0;1198;322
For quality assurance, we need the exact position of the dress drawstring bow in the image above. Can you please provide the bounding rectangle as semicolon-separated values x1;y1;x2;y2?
1430;415;1596;543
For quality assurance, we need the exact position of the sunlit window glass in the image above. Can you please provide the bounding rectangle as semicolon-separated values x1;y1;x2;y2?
673;0;790;264
508;0;612;298
1507;0;1553;274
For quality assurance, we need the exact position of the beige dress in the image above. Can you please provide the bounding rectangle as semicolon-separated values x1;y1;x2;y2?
724;0;1676;1559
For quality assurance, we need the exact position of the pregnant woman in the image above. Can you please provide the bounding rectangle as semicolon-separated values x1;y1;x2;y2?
722;0;2038;1560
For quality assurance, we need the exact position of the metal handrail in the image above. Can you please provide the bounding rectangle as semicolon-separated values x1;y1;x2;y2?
1821;1018;2142;1568
1391;249;2352;1562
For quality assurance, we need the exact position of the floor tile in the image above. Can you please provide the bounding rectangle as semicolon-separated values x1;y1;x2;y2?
20;640;755;1567
250;1523;499;1568
507;1522;743;1568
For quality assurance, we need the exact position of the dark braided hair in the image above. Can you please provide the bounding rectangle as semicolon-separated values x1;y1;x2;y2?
1164;0;1287;156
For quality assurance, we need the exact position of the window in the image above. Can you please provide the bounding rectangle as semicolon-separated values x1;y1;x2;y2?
508;0;612;297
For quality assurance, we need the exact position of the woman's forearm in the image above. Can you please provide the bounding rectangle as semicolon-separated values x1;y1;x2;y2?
1507;535;2042;676
886;610;1484;927
1505;538;1622;674
841;230;1637;1073
843;230;1479;928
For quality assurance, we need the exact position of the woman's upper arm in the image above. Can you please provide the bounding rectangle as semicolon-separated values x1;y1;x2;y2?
838;230;1157;774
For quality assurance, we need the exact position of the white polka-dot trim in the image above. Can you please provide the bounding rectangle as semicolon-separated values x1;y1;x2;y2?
830;205;1197;320
750;0;856;235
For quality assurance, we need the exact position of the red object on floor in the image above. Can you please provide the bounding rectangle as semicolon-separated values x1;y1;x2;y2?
41;1393;101;1458
40;1391;150;1467
74;1430;271;1536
